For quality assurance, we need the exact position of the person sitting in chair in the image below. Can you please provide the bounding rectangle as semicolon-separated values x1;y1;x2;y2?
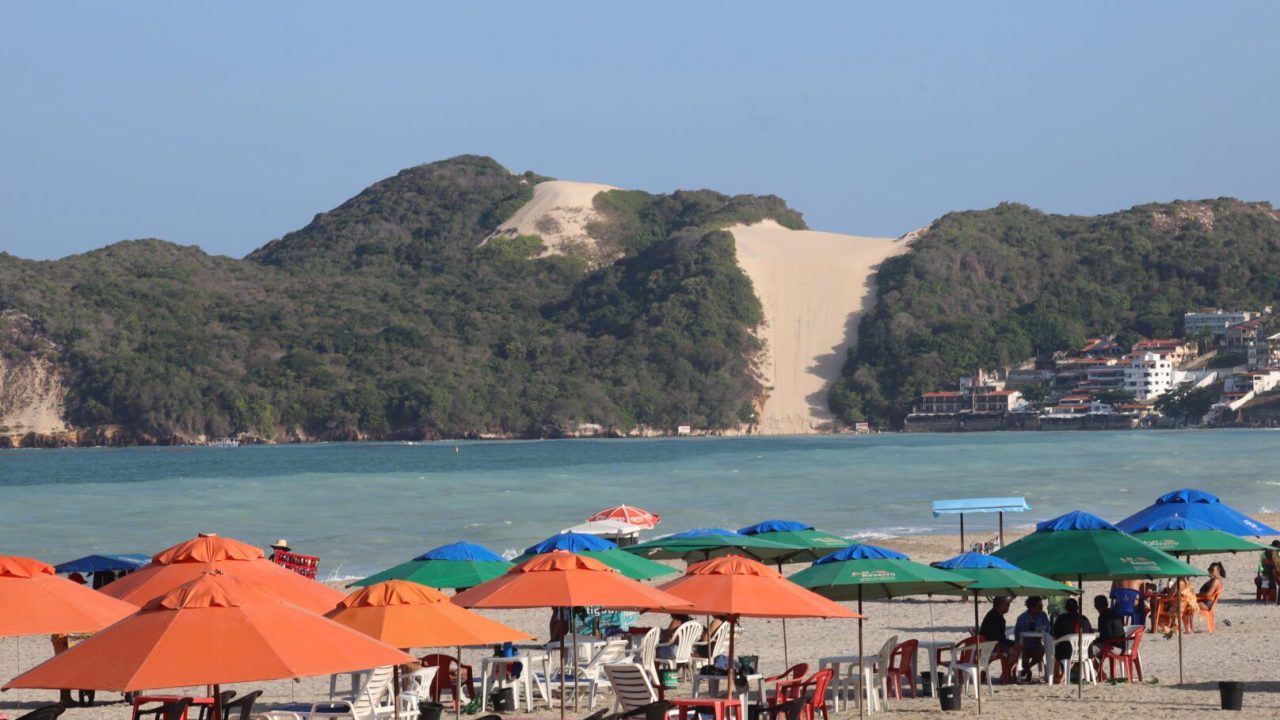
1051;598;1092;684
1013;596;1049;682
979;596;1021;683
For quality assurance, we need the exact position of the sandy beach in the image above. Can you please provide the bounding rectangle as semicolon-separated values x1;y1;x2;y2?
6;516;1277;719
730;221;909;435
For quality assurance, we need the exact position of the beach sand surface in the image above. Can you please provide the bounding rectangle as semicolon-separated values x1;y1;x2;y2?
731;221;909;435
4;518;1277;719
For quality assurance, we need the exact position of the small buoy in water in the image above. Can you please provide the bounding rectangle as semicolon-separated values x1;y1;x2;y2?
454;446;460;454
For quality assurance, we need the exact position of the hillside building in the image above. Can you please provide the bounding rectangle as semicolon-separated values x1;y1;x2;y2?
1184;309;1257;338
1248;332;1280;369
1125;352;1175;401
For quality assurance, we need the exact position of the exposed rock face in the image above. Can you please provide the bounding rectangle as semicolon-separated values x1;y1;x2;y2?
0;311;69;442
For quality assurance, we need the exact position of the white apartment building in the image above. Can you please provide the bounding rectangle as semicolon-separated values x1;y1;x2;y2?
1184;310;1256;338
1125;352;1175;401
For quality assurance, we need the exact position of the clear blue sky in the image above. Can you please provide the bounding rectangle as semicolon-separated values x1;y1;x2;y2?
2;2;1277;260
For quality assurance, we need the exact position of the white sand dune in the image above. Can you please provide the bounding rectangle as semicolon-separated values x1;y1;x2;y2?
489;180;617;262
731;220;910;434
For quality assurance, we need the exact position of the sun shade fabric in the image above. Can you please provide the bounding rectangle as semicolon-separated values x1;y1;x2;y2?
814;544;908;563
931;497;1030;517
929;553;1079;597
656;555;861;619
994;511;1204;581
4;573;412;692
1132;518;1267;555
1115;488;1279;536
326;580;531;648
525;533;617;555
415;542;506;563
625;528;801;562
790;545;972;601
451;550;691;611
738;520;813;534
54;554;151;575
100;534;344;613
0;556;137;637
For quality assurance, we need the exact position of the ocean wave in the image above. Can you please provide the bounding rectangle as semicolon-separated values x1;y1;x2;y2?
500;547;521;561
843;526;933;540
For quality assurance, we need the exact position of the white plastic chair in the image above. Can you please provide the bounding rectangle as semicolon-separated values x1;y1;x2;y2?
690;622;730;676
1051;634;1097;686
842;635;896;713
949;641;997;698
536;638;630;707
601;663;678;717
634;627;661;685
654;621;703;681
307;666;415;720
401;667;438;704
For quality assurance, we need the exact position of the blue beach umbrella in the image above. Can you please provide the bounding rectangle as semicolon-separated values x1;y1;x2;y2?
524;533;616;555
1115;488;1279;536
520;532;676;581
351;541;513;589
54;553;151;575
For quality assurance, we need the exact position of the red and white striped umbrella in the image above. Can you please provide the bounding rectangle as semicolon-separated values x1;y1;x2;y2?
586;504;660;529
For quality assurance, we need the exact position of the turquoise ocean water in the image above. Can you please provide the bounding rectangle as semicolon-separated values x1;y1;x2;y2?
1;431;1278;581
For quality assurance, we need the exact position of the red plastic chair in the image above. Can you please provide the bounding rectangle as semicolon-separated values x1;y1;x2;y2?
1099;626;1144;683
773;669;833;720
762;664;810;708
936;635;977;675
885;639;918;699
421;653;476;710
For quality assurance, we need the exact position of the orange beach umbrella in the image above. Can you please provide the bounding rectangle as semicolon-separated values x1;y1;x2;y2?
326;580;531;648
101;534;344;613
451;550;690;611
0;556;136;636
657;555;862;619
5;571;413;692
452;551;690;718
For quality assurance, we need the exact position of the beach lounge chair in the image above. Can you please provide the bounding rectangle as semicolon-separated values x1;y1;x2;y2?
307;665;416;720
601;663;677;718
15;706;66;720
1099;626;1145;683
654;621;702;681
421;654;475;710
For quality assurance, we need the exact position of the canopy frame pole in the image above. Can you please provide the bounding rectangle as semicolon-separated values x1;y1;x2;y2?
972;592;982;715
998;512;1005;548
960;515;966;554
777;561;789;668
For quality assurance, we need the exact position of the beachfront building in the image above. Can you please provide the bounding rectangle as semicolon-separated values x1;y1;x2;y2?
1125;352;1175;401
1253;369;1280;394
917;392;967;414
1248;332;1280;369
1184;309;1257;338
1224;319;1266;355
1084;359;1127;390
973;389;1023;413
1131;339;1199;367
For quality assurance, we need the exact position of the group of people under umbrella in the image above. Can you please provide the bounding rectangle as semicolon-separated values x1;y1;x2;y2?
1;490;1272;720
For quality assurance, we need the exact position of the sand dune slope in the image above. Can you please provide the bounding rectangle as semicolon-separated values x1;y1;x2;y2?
731;220;910;434
489;180;617;262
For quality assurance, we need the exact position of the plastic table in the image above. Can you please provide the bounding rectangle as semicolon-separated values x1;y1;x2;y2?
481;651;550;712
668;697;744;720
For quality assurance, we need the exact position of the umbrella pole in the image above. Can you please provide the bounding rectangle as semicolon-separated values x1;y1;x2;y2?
1177;582;1184;685
573;613;580;713
214;684;222;720
393;666;401;720
728;616;737;700
973;592;981;716
857;587;865;720
1077;575;1083;699
559;619;566;719
781;618;789;669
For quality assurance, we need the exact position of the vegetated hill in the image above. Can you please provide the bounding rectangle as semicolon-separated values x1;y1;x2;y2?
0;156;807;444
830;199;1280;428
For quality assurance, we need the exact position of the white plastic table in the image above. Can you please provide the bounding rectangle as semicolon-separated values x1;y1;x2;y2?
915;639;955;697
1018;631;1052;682
480;652;549;712
818;654;879;713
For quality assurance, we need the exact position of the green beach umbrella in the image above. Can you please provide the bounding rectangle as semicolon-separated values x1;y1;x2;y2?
738;519;850;562
993;511;1203;689
1129;517;1267;556
624;528;801;562
519;533;676;581
790;544;972;718
351;542;512;590
929;552;1078;715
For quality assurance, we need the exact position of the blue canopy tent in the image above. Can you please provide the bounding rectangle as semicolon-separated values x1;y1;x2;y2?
54;553;150;574
932;497;1031;552
1115;488;1279;536
416;541;507;562
524;532;616;555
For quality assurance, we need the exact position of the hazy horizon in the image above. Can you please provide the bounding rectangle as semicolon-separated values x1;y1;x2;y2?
3;2;1278;261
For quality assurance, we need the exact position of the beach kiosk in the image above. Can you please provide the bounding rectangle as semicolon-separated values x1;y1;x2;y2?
932;497;1030;553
